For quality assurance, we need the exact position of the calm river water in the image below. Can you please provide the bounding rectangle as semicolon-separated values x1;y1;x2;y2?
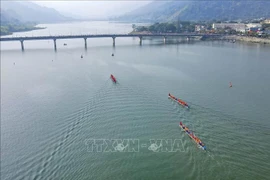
1;21;270;180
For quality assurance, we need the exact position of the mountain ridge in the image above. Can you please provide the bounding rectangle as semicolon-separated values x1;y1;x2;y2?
1;1;71;23
114;1;270;22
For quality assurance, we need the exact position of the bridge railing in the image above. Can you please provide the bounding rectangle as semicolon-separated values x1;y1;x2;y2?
0;33;222;41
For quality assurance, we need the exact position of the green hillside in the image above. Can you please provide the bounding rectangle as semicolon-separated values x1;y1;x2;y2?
1;1;70;23
0;9;44;36
115;1;270;22
0;1;71;36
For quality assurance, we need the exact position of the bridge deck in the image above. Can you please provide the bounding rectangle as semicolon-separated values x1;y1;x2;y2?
0;33;221;41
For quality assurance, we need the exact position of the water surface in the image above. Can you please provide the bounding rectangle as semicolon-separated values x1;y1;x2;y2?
1;21;270;180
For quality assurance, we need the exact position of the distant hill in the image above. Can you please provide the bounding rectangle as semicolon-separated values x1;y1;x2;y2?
0;9;45;36
115;1;270;22
0;9;21;25
1;1;71;23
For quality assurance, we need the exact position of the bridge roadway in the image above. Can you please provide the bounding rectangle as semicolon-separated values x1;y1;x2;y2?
0;33;221;51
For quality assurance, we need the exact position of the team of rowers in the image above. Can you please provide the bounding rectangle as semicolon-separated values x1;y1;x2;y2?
168;93;189;108
180;122;206;150
110;74;206;150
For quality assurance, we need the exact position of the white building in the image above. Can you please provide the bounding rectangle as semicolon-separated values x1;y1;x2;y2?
195;25;206;32
245;23;262;30
263;19;270;24
212;23;246;32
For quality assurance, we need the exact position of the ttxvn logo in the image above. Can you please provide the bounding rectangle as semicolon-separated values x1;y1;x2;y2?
85;139;184;153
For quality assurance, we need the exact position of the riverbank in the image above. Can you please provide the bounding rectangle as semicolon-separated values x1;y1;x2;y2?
222;35;270;44
128;31;153;35
0;25;46;36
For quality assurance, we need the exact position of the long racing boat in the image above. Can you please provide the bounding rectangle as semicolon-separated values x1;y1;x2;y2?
179;122;206;150
168;93;189;108
110;74;117;83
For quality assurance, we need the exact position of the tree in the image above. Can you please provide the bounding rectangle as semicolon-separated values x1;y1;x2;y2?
149;25;156;32
251;20;260;23
177;16;181;33
262;23;270;30
206;23;212;30
166;23;176;33
136;26;148;32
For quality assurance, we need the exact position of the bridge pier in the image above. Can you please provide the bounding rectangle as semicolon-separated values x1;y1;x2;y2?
163;36;166;44
84;38;87;49
53;39;57;51
139;36;143;45
112;37;116;46
20;40;24;51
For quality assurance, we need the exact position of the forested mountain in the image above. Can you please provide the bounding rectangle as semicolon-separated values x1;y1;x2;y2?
115;1;270;22
0;1;72;35
0;9;20;25
1;1;70;23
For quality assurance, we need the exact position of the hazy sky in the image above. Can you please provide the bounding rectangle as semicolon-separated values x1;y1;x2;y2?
33;1;151;19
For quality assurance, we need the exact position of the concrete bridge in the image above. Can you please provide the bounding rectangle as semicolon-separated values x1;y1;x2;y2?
0;33;221;51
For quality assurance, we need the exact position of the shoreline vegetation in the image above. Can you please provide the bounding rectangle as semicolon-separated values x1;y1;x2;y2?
130;21;270;44
223;35;270;44
0;24;46;36
129;31;270;44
